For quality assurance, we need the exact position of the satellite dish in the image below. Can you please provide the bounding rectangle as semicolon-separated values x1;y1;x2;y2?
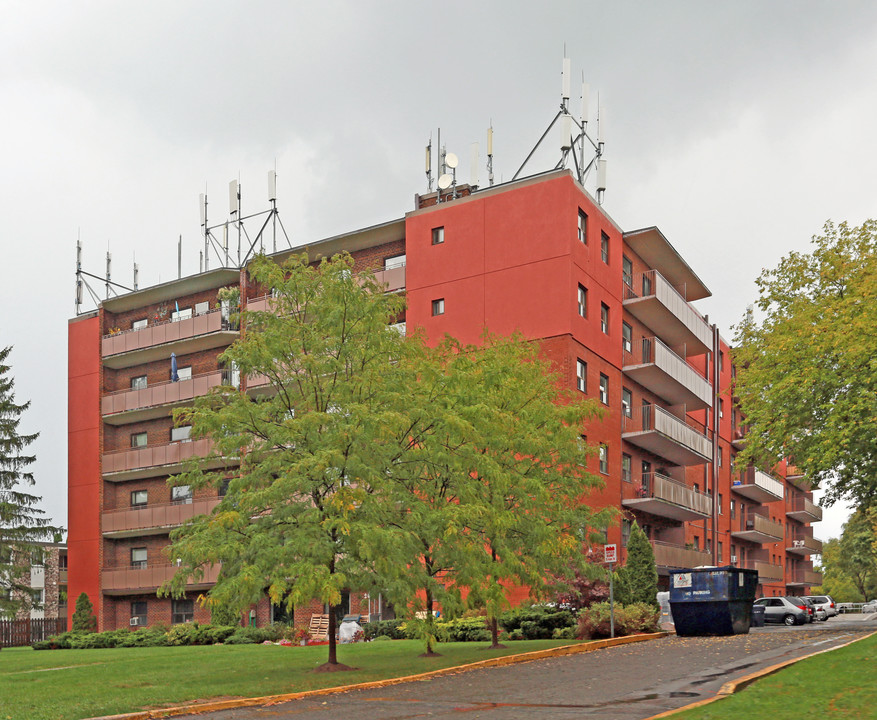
438;174;453;190
445;152;459;169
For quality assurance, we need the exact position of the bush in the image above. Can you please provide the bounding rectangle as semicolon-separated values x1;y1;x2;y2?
499;605;576;639
361;619;406;640
435;616;491;642
71;593;97;633
576;601;660;639
116;627;169;647
224;625;281;645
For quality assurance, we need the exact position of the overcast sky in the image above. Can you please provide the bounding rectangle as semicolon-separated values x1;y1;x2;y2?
2;1;874;542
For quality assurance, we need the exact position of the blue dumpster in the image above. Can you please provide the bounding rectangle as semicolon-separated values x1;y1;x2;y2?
669;567;758;636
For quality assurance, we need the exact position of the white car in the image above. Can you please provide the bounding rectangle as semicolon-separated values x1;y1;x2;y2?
863;600;877;613
804;595;838;620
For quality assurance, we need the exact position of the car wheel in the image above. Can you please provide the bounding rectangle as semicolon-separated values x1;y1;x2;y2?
783;614;796;626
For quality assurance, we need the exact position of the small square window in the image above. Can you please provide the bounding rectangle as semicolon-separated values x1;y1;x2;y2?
131;375;147;390
622;323;632;354
576;359;587;393
432;298;445;316
431;227;444;245
131;432;148;448
599;444;609;474
601;232;610;263
599;374;609;405
578;210;588;244
172;598;194;625
131;547;147;569
601;303;610;334
577;284;587;318
131;490;148;507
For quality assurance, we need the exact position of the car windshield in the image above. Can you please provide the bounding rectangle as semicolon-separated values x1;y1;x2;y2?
809;596;827;603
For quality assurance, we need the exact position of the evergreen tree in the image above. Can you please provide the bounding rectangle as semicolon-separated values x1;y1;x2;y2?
71;592;97;632
0;346;59;619
615;522;658;609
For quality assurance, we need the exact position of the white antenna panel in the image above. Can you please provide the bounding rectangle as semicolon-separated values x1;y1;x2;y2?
425;144;431;173
437;174;452;190
561;57;571;101
597;158;607;192
560;114;572;150
470;142;479;186
487;126;494;155
199;193;206;226
598;104;607;143
229;180;239;214
581;82;590;123
445;152;459;169
268;170;277;201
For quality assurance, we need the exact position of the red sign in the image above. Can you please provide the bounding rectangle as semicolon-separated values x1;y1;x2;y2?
604;544;617;564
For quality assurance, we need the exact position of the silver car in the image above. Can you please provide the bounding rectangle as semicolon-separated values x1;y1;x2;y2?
804;595;838;620
754;596;809;625
863;599;877;613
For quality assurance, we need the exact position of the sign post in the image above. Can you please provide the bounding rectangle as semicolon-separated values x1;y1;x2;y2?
604;544;617;638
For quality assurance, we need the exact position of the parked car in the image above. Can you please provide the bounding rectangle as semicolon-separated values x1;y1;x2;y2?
798;596;819;622
863;600;877;613
805;595;838;620
754;596;809;625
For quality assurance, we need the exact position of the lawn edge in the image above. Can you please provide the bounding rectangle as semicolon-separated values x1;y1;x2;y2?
86;632;667;720
642;628;877;719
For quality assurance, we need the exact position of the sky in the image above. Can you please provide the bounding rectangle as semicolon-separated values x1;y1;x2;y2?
2;1;874;543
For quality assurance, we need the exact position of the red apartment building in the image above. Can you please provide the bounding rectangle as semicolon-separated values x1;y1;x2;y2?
67;169;823;631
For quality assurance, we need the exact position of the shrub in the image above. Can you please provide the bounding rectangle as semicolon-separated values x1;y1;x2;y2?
166;622;212;646
576;601;660;639
71;593;97;633
116;627;169;647
360;619;406;640
224;625;280;645
435;616;491;642
499;605;576;639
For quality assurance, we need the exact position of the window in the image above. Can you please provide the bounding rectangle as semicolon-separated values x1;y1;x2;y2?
384;254;406;269
171;426;192;442
431;298;444;316
622;387;632;418
719;398;724;418
641;460;651;482
706;539;712;554
576;435;587;465
622;453;632;482
131;601;148;627
621;518;631;547
171;485;193;505
622;256;633;288
132;318;148;330
642;273;652;296
601;303;609;334
31;589;44;608
131;375;147;390
577;284;587;318
601;232;609;263
131;490;148;507
576;359;587;393
718;493;724;515
718;446;723;467
219;478;231;497
578;210;588;244
171;307;193;322
717;542;723;563
719;351;724;372
622;322;632;354
599;444;609;474
176;366;192;382
131;547;147;569
30;548;44;566
431;227;444;245
730;499;736;519
171;599;194;624
131;432;148;448
599;374;609;405
693;536;700;550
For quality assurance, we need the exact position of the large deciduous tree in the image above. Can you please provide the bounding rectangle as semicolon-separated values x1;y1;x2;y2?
0;346;59;619
733;220;877;509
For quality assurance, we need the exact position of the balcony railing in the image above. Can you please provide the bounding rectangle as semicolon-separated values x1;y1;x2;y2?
731;426;747;449
622;337;712;410
650;540;712;571
731;467;784;503
372;263;406;293
622;404;712;465
787;568;823;586
731;511;784;543
102;370;237;422
747;561;784;583
786;496;823;523
623;270;712;356
623;473;711;521
786;533;823;556
102;438;232;481
102;307;239;367
102;498;221;537
101;562;220;595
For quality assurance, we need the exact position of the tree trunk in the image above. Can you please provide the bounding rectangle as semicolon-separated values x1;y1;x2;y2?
425;588;434;655
327;604;337;665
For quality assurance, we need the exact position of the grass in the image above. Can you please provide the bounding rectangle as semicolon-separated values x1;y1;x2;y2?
0;638;577;720
672;632;877;719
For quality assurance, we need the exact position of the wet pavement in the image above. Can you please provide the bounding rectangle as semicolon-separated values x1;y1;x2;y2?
175;616;875;720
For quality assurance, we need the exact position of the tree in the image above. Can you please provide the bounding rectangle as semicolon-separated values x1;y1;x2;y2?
733;220;877;509
819;510;877;601
614;522;658;609
0;346;59;619
812;538;865;603
164;253;410;671
71;592;97;632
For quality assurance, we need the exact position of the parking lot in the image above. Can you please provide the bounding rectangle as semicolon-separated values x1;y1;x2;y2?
172;615;876;720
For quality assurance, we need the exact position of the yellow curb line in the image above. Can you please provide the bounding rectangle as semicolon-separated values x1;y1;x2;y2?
87;632;667;720
643;628;877;720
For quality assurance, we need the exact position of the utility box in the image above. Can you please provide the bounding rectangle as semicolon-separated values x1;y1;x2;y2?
669;567;758;636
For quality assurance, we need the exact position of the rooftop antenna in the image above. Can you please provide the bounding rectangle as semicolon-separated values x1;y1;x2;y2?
133;255;139;291
74;237;132;314
446;152;458;199
105;250;111;299
75;236;83;315
229;178;241;266
177;235;182;279
268;167;277;253
487;123;495;187
425;134;433;192
200;190;209;271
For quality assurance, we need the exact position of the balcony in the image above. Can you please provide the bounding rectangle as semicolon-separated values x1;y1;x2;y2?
651;541;712;573
731;426;747;450
786;496;823;523
786;533;823;556
102;498;221;538
784;465;810;491
731;468;784;503
102;439;234;482
746;561;784;584
101;562;220;595
102;371;237;425
372;263;406;293
102;308;239;369
622;473;711;521
731;511;784;544
786;569;823;587
622;405;712;466
622;337;712;410
623;270;712;356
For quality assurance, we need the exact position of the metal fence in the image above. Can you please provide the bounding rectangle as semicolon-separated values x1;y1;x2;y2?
0;617;67;648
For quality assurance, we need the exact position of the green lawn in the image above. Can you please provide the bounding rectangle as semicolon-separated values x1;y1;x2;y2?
672;632;877;719
0;639;576;720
